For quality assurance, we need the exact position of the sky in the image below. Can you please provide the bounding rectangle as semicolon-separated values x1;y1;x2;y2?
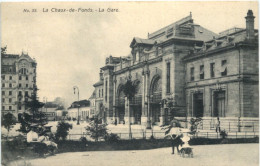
1;1;258;107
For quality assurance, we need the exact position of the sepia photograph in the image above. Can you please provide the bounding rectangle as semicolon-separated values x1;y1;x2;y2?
1;1;259;166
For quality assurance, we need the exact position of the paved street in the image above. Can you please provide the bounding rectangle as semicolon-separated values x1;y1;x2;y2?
9;143;259;166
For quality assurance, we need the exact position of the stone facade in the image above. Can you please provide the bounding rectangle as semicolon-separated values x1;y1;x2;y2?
183;10;259;132
92;10;259;131
1;52;37;119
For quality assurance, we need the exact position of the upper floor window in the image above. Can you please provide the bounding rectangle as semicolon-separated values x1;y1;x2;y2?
200;65;204;80
2;75;5;80
2;83;5;88
166;62;171;93
19;68;28;75
9;106;12;110
2;91;5;95
221;60;227;76
9;76;12;80
26;76;28;80
9;91;12;96
2;98;5;103
2;106;5;110
19;76;22;80
26;84;28;88
19;84;22;88
9;98;12;103
9;83;12;88
210;63;215;78
190;67;195;81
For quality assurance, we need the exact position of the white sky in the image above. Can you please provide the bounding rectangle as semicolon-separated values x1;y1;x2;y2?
1;1;258;106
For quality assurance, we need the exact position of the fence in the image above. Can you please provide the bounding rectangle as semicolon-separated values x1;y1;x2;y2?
67;131;259;141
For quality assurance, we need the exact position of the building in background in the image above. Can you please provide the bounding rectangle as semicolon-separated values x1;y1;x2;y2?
93;70;105;122
67;100;91;121
92;10;258;131
42;102;58;121
1;52;37;119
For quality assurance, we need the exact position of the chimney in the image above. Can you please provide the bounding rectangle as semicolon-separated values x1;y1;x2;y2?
245;10;255;40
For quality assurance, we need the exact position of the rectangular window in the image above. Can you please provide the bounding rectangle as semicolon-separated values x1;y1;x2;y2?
9;83;12;88
9;106;12;110
9;91;12;96
2;75;5;80
221;60;227;76
2;106;5;110
200;65;204;80
26;84;28;88
210;63;215;78
9;76;12;80
26;76;28;80
2;98;5;103
166;62;171;94
19;84;22;88
9;98;12;103
19;76;22;80
190;67;195;81
18;105;22;110
25;91;29;97
2;91;5;95
2;83;5;88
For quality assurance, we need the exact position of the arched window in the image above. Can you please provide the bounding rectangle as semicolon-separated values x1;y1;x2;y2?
19;68;28;75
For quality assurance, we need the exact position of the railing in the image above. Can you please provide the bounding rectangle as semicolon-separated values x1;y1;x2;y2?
67;131;259;141
196;121;259;132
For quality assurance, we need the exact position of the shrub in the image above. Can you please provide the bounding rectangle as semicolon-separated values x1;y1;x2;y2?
220;130;228;139
104;133;120;143
79;137;88;143
55;122;72;141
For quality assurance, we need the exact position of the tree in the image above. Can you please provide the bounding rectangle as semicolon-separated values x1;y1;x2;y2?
55;122;72;141
86;116;108;142
123;79;137;99
1;113;16;138
17;87;46;134
1;46;7;54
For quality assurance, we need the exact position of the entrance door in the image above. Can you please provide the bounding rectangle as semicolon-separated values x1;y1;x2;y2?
118;106;125;123
214;91;225;117
193;93;204;117
133;106;141;124
151;104;160;124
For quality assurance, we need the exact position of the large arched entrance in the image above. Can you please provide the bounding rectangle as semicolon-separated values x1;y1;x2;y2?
117;86;125;124
131;80;142;124
150;75;162;125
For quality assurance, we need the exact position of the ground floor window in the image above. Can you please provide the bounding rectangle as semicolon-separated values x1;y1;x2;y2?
193;93;204;117
213;91;225;117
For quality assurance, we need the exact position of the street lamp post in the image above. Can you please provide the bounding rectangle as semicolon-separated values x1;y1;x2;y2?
73;86;80;125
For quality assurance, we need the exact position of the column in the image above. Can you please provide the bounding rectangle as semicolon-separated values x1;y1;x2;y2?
124;97;130;124
141;69;147;125
113;78;117;121
160;106;165;126
146;69;151;129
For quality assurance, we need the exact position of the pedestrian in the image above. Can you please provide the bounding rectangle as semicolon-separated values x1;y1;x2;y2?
216;117;221;133
115;118;117;126
169;126;182;155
